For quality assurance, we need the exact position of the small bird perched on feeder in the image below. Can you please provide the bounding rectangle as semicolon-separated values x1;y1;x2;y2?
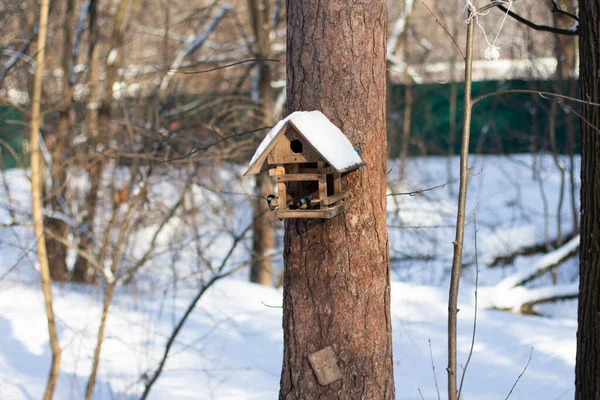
266;194;294;211
266;194;278;212
295;195;313;209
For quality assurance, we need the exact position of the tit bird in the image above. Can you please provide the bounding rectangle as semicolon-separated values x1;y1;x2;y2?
286;194;294;208
266;194;278;211
295;195;312;209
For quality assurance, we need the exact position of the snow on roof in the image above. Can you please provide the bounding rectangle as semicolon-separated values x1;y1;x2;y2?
249;110;365;173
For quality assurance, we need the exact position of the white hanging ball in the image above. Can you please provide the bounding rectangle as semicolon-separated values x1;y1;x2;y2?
484;45;501;61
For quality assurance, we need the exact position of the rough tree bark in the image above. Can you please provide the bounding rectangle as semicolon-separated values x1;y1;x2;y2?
281;1;394;398
575;0;600;398
249;0;276;286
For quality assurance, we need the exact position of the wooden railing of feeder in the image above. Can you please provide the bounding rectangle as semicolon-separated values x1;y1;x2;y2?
268;161;348;219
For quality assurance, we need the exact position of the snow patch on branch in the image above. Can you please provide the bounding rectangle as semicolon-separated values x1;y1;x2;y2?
496;235;580;290
481;236;580;313
481;284;578;313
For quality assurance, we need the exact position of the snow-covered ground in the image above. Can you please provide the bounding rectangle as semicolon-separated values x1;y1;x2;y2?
0;154;579;399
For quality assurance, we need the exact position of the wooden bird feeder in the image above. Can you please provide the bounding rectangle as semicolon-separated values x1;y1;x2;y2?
244;111;365;219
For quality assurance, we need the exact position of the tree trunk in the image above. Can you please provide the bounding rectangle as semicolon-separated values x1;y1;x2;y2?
46;218;69;281
29;0;63;395
575;1;600;398
251;173;275;284
73;0;100;283
74;0;130;282
281;1;394;398
399;79;412;180
249;0;276;286
46;0;74;282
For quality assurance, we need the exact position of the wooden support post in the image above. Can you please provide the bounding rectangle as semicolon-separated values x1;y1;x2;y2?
276;165;287;210
317;162;327;208
333;172;341;194
288;164;299;204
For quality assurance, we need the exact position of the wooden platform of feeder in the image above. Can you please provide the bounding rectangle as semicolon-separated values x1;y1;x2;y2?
274;202;347;219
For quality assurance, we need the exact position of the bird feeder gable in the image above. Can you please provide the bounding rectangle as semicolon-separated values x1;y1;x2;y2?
243;110;365;219
267;123;324;165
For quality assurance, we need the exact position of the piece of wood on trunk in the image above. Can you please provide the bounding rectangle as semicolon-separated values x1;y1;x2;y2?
307;345;343;386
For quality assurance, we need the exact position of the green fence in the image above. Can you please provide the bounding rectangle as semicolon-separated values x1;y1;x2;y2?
0;105;28;169
388;79;580;157
0;80;582;169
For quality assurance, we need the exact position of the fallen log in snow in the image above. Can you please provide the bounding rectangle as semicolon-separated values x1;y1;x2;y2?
481;235;580;313
488;231;579;267
496;235;580;291
518;284;579;314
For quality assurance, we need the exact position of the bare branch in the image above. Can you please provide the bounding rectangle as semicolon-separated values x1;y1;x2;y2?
140;222;253;400
159;4;231;97
457;206;480;400
495;4;578;36
70;0;92;84
175;58;279;75
387;169;481;197
0;35;34;83
420;1;464;59
429;339;442;400
504;348;533;400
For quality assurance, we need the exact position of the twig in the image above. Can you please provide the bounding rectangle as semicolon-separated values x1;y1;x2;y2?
70;0;92;84
0;239;37;281
140;222;253;399
504;347;533;400
429;339;441;400
176;58;279;74
457;206;480;400
420;1;464;59
93;125;271;164
195;181;263;199
387;169;481;197
496;5;578;36
472;89;600;107
158;4;231;97
43;229;110;282
387;222;470;229
0;34;34;83
472;89;600;136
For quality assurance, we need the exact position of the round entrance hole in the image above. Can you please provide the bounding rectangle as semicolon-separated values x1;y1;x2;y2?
290;139;303;154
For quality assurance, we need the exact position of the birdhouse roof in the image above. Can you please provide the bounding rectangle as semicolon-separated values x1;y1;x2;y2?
244;111;365;176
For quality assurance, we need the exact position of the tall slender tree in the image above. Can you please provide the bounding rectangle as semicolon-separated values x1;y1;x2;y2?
249;0;276;286
575;0;600;398
29;0;62;395
281;1;394;398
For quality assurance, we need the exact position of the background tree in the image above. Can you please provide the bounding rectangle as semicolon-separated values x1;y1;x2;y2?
249;0;277;286
575;0;600;397
44;0;74;282
281;0;394;398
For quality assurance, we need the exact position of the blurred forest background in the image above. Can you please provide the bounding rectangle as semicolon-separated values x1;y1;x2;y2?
0;0;586;398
